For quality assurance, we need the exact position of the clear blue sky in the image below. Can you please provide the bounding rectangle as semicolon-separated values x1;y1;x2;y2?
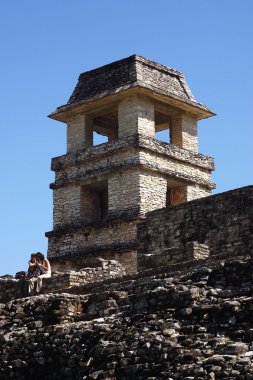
0;0;252;275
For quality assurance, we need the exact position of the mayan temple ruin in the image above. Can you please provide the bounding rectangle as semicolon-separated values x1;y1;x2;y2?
0;56;253;380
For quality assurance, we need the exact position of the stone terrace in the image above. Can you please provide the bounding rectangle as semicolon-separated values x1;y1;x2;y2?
1;254;253;379
0;186;253;379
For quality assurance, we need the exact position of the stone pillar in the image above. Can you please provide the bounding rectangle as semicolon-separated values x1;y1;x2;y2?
108;171;167;216
53;185;82;228
185;184;211;201
118;95;155;138
139;173;167;214
170;114;198;153
107;129;118;143
108;172;140;214
67;114;93;153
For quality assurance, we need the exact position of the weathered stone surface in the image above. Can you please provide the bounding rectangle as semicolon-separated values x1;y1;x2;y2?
64;55;209;113
138;185;253;260
0;259;126;304
2;56;251;379
1;257;253;379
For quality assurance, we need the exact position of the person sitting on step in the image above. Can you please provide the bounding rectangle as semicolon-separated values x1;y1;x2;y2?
26;252;51;295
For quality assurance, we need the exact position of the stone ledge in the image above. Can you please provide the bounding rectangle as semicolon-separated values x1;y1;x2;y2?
51;134;215;172
48;241;138;260
50;161;214;190
45;208;141;237
41;259;125;294
85;252;252;297
138;241;210;271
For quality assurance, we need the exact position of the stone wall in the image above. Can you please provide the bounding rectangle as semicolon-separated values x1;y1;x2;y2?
138;241;210;271
48;186;253;275
80;187;103;224
0;259;125;304
68;55;138;105
137;185;253;259
47;218;138;273
50;250;137;276
138;150;212;189
44;259;125;293
109;170;168;215
0;277;23;305
186;183;211;200
47;220;137;257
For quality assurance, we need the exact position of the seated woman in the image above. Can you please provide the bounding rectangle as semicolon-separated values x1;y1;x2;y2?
36;252;51;291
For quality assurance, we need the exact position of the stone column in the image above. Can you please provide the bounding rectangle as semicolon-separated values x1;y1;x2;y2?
107;129;118;143
139;173;167;214
108;172;140;214
185;184;211;201
118;95;155;138
53;185;82;228
67;113;93;153
170;114;198;153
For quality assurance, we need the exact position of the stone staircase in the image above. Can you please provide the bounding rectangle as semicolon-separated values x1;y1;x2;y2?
1;254;253;379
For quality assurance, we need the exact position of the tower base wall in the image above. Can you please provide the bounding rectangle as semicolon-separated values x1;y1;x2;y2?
46;218;139;274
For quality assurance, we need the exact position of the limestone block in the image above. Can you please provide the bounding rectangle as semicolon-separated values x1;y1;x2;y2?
118;96;155;138
67;114;93;153
171;114;198;153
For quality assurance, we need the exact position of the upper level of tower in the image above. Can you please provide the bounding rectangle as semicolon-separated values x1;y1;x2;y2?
48;55;215;154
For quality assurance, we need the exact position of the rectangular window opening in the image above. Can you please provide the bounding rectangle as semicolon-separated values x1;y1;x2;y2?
166;185;186;207
93;131;108;146
81;181;108;224
155;129;170;143
154;111;171;144
92;110;118;146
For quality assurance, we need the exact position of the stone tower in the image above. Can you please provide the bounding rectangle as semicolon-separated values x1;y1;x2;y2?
46;55;215;273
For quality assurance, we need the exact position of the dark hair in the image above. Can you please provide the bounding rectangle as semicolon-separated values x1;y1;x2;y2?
36;252;45;260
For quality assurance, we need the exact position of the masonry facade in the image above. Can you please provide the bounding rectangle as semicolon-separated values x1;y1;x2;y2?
137;185;253;270
46;55;215;273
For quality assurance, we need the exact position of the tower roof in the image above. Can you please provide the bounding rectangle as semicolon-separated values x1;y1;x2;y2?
49;55;215;121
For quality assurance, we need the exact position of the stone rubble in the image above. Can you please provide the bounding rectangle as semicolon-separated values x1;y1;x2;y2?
1;256;253;379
